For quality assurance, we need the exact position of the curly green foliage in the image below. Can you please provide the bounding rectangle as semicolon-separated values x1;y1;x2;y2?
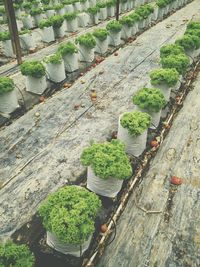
150;68;179;87
63;12;77;21
22;2;32;9
97;2;107;8
93;28;108;41
0;31;11;41
156;0;168;8
175;34;200;50
76;33;96;48
161;54;190;74
187;21;200;30
106;21;122;33
135;4;154;19
20;61;46;78
120;16;134;27
160;44;185;58
185;28;200;38
0;6;5;13
0;241;35;267
87;6;100;14
50;15;64;28
81;140;132;180
43;5;54;11
45;53;62;64
38;186;101;244
58;42;78;55
128;12;141;22
132;88;166;113
106;0;116;7
30;8;43;16
38;19;53;28
19;29;31;35
41;0;50;4
0;77;15;95
54;4;64;10
120;111;151;137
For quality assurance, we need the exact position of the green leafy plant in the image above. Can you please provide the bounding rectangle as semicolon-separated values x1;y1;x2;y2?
185;28;200;38
76;33;96;48
120;16;134;27
0;6;5;13
150;68;179;87
41;0;50;4
19;29;31;35
54;4;64;10
135;4;154;19
128;12;141;23
120;111;151;137
63;12;77;21
50;15;64;28
161;54;190;74
0;77;15;95
30;8;43;16
0;31;11;41
106;21;122;32
58;42;78;55
87;6;100;15
0;241;35;267
81;140;132;180
43;5;54;11
22;2;32;9
97;2;107;8
106;0;116;7
20;61;46;78
38;186;101;245
175;34;200;50
38;19;53;29
93;29;108;41
160;44;185;58
156;0;168;8
187;21;200;30
132;87;166;112
44;53;62;64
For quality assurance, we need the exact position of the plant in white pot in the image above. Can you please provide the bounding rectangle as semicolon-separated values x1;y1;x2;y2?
150;68;180;101
21;14;34;29
76;33;96;62
132;87;166;129
106;20;122;46
128;12;141;35
87;6;100;25
120;0;128;13
93;28;108;54
161;53;190;75
63;0;74;13
160;43;185;59
13;3;22;19
80;0;89;10
117;111;151;156
106;0;115;17
19;29;36;51
77;12;89;28
54;4;66;15
0;77;19;114
81;140;132;197
39;19;55;43
20;60;47;95
97;2;107;21
0;31;15;58
64;12;78;32
30;8;44;26
58;42;79;72
73;0;82;12
0;241;35;267
38;185;102;256
50;15;66;38
120;15;134;40
44;53;66;82
43;5;56;18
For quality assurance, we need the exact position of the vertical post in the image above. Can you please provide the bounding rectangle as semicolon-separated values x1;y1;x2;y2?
116;0;120;21
3;0;22;64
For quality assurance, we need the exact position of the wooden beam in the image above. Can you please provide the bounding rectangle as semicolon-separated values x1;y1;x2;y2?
3;0;22;64
116;0;120;21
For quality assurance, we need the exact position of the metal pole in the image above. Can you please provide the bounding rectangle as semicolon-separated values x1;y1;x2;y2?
116;0;120;21
3;0;22;64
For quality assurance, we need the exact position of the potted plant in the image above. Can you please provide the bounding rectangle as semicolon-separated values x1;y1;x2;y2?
76;33;96;62
38;185;102;256
30;8;44;26
39;19;55;43
58;42;79;72
22;2;32;12
120;16;134;39
20;60;47;95
161;53;190;74
73;0;81;12
135;4;154;29
44;53;66;82
160;43;185;58
19;29;36;51
0;76;19;114
81;140;132;197
63;0;74;13
106;0;115;17
93;28;108;54
117;111;151;156
128;13;141;35
80;0;89;10
97;2;107;20
43;5;56;18
106;20;122;46
14;3;22;19
0;241;35;267
120;0;128;13
77;12;89;28
50;15;66;38
87;6;100;25
64;12;78;32
0;31;15;57
21;14;34;29
150;68;180;100
175;34;200;60
132;88;166;129
54;4;65;15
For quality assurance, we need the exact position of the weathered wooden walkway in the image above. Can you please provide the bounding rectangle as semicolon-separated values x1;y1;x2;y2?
0;0;199;243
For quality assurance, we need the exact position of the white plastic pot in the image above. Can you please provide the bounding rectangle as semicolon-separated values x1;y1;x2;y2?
107;6;115;17
108;31;121;46
57;8;65;16
117;114;148;156
153;7;159;21
186;49;200;62
121;25;132;39
132;23;139;35
54;23;66;38
64;4;74;13
66;18;78;32
158;8;164;20
34;14;43;26
88;13;99;25
25;75;47;95
77;12;89;27
62;53;79;72
46;61;66;82
2;40;15;58
81;0;89;10
94;37;108;54
78;45;95;62
0;90;19;114
73;2;81;11
89;0;96;6
87;167;123;198
22;15;34;29
99;7;107;20
19;33;36;50
46;10;56;18
47;231;92;257
42;26;55;43
121;2;128;12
